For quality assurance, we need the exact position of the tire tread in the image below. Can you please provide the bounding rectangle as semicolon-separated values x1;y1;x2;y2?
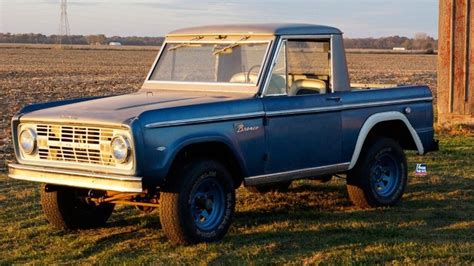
159;159;235;245
40;184;114;229
346;137;407;208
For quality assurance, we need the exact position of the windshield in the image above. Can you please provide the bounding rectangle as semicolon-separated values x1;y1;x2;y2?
149;42;269;85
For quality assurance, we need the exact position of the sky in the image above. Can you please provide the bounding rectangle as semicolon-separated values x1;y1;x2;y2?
0;0;439;38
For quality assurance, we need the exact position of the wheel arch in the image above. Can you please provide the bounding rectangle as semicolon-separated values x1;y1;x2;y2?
348;111;424;170
166;138;246;188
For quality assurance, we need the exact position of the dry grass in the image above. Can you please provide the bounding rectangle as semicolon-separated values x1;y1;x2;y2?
0;135;472;264
0;45;471;264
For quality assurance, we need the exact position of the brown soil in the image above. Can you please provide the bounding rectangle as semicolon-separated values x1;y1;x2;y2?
0;47;437;167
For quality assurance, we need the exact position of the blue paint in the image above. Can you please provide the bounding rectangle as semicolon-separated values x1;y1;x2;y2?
12;85;436;188
10;25;437;191
190;177;226;231
370;153;400;197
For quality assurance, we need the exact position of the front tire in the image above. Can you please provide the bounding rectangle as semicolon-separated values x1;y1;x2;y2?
40;184;114;229
346;137;407;208
159;159;236;245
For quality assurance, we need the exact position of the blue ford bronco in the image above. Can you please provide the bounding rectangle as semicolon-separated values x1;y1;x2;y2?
9;24;438;245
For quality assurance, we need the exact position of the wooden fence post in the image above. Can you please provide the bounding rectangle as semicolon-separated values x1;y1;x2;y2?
438;0;474;125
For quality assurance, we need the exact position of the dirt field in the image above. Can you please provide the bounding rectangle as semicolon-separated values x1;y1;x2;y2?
0;46;437;167
2;46;472;264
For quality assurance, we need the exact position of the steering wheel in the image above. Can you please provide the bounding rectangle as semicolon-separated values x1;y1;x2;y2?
182;73;199;81
246;64;261;82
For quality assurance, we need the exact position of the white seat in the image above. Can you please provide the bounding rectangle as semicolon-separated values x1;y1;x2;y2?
229;72;258;83
288;79;327;96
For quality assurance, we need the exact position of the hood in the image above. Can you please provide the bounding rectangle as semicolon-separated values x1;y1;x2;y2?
20;90;251;125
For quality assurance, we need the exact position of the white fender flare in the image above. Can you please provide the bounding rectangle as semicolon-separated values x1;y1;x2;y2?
348;111;424;170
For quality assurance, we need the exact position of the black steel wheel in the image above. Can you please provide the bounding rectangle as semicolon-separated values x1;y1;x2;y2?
347;137;407;208
159;159;235;245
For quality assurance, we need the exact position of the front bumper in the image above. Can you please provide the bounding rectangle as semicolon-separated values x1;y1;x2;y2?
8;163;143;192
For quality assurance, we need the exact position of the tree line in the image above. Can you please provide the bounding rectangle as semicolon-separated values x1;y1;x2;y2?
344;33;437;50
0;33;165;46
0;32;437;50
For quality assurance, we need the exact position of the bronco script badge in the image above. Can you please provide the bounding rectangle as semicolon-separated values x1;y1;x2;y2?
234;123;259;133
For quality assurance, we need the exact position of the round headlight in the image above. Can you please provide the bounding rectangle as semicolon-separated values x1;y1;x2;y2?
110;135;131;163
19;128;37;155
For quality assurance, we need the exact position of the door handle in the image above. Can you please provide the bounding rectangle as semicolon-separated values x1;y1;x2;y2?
326;96;341;102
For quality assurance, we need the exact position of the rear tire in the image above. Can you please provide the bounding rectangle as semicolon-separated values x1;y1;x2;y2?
159;159;235;245
40;184;114;229
346;137;407;208
245;181;292;193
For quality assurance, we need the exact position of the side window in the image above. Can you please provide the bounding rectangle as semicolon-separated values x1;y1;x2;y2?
265;39;331;96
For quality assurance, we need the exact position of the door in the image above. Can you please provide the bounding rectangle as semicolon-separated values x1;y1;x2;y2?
262;38;343;174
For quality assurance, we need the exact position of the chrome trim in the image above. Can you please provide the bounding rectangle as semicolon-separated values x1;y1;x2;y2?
330;35;335;91
257;39;275;87
145;80;254;87
266;97;433;117
284;39;289;93
16;122;136;175
8;163;143;192
341;97;433;110
145;112;265;129
266;105;342;117
144;97;433;128
16;117;132;129
278;34;332;39
140;83;257;94
167;33;276;37
111;135;132;164
245;162;350;186
261;37;284;96
416;127;435;133
261;35;333;96
143;40;272;88
165;40;271;44
19;127;37;155
144;41;166;82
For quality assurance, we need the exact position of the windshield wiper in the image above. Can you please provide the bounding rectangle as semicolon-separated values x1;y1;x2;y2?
168;36;204;51
212;36;250;55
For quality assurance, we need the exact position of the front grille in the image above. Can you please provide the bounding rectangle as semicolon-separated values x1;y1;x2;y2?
34;124;117;166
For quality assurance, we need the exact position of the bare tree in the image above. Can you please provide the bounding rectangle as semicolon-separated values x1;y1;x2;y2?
414;32;429;40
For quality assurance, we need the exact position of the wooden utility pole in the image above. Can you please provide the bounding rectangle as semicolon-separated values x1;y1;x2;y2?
438;0;474;125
